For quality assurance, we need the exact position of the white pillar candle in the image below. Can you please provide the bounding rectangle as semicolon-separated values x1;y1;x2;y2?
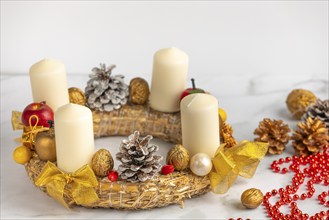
29;59;69;111
150;47;188;112
180;93;220;157
55;103;95;173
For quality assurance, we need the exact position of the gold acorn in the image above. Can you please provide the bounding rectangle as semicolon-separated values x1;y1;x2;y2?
241;188;264;209
34;129;56;162
286;89;317;119
91;149;114;177
166;144;190;171
129;77;150;105
69;87;86;106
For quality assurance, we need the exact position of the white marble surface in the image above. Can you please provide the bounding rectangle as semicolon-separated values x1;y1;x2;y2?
1;73;328;219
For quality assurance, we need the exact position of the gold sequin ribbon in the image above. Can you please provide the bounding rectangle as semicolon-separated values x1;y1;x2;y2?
210;141;268;194
35;162;99;208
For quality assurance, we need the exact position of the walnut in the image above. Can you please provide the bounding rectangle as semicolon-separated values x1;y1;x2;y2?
241;188;264;209
91;149;114;177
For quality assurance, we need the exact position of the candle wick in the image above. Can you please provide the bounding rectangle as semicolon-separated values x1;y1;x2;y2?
191;78;196;89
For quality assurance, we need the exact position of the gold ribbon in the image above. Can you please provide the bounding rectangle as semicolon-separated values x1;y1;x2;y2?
11;111;49;147
35;162;99;208
210;141;268;194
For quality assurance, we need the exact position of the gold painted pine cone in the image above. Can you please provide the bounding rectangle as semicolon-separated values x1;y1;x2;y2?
129;77;150;105
254;118;290;155
291;117;329;156
286;89;317;119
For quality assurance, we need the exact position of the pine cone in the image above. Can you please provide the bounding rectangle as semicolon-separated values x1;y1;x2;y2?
254;118;290;154
302;99;329;129
292;117;329;156
116;131;163;182
220;122;237;149
85;64;129;112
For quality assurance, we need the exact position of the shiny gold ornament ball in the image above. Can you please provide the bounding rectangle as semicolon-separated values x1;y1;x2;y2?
286;89;317;119
68;87;86;106
34;129;56;162
166;144;190;171
129;77;150;105
91;149;114;177
241;188;264;209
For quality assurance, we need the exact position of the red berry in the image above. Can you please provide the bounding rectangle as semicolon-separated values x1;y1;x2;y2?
107;170;118;182
161;164;175;175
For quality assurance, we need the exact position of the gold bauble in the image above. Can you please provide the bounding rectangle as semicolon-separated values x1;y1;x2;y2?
91;149;114;177
129;77;150;105
286;89;317;119
166;144;190;171
34;129;56;162
241;188;264;209
68;87;86;106
13;146;32;164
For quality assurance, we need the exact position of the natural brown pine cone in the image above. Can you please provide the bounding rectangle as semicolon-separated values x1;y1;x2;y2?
220;122;237;149
254;118;290;154
291;117;329;156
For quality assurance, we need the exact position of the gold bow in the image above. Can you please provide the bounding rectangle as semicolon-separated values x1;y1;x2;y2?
210;141;268;194
35;162;99;208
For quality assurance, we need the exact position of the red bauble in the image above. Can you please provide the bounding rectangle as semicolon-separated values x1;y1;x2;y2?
108;170;118;182
21;102;54;127
161;164;175;175
180;78;205;101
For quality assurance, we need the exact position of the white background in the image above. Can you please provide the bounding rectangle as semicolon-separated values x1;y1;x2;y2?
1;1;328;78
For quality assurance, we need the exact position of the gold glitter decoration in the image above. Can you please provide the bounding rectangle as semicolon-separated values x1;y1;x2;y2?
286;89;317;119
69;87;86;106
91;149;114;177
129;77;150;105
166;144;190;171
241;188;264;209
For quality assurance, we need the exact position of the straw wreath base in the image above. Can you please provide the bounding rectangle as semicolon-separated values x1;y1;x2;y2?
24;104;212;210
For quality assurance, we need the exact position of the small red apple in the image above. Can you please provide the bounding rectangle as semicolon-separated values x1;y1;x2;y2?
21;102;54;127
180;78;205;101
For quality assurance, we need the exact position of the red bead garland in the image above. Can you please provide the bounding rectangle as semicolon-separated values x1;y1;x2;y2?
263;146;329;220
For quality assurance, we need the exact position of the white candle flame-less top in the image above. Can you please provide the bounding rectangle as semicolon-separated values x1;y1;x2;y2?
150;47;188;113
29;59;69;111
55;103;95;173
180;93;220;157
